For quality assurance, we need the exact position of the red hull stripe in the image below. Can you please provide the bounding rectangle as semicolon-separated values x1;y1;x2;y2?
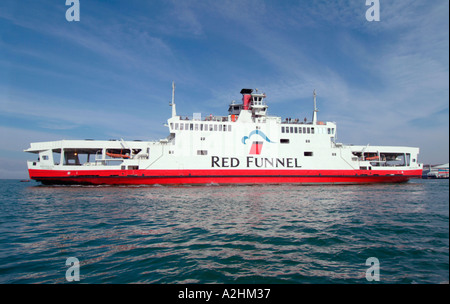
28;169;422;185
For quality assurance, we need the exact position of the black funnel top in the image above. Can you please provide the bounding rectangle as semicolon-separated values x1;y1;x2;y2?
240;88;253;94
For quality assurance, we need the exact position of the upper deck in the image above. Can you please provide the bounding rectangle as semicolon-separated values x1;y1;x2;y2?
167;87;337;135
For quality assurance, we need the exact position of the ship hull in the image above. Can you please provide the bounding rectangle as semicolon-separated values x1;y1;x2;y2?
28;168;423;185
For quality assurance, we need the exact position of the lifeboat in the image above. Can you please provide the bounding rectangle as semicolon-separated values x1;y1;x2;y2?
365;155;380;161
106;152;130;159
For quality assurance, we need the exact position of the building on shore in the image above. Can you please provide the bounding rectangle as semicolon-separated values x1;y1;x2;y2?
424;163;449;179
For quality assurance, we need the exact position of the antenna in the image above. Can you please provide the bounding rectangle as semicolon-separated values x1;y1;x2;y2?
170;81;176;117
312;89;318;124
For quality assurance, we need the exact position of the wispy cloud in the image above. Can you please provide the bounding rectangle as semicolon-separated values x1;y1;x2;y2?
0;126;67;153
0;85;168;140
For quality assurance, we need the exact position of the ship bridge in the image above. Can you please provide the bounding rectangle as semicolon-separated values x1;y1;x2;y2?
230;88;268;118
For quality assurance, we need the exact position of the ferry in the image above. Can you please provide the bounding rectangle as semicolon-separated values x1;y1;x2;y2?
24;84;423;185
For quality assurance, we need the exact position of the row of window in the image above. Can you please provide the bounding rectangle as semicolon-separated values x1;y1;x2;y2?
194;150;314;157
171;122;232;132
280;139;310;144
170;122;335;135
281;126;335;135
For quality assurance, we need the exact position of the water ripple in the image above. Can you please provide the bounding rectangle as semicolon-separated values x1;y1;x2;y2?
0;180;448;283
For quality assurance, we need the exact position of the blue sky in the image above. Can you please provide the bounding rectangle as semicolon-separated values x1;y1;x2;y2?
0;0;448;178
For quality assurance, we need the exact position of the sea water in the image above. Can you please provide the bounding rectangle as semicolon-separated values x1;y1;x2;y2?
0;179;448;284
